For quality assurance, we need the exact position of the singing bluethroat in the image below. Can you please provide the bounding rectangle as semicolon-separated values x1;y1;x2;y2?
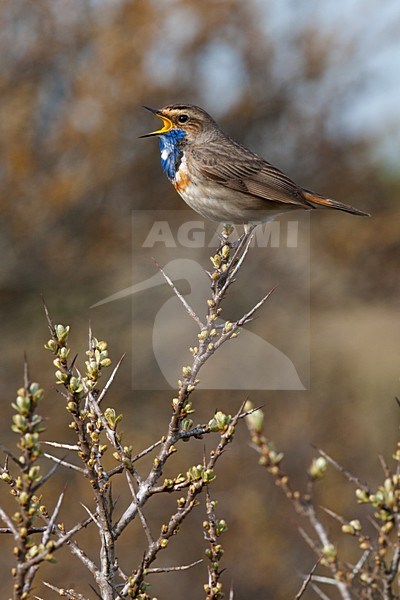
141;104;369;224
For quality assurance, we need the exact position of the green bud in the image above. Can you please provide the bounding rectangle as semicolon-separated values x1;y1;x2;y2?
355;489;370;503
381;521;394;534
59;347;70;360
244;401;264;433
18;492;30;506
223;321;233;332
322;543;337;561
349;519;362;531
44;339;58;352
221;245;230;259
104;407;122;429
187;465;203;482
1;472;12;484
215;519;228;535
208;411;231;432
55;370;68;383
181;418;193;432
182;366;192;378
55;324;70;343
201;469;216;483
309;457;328;480
12;414;27;433
210;254;221;269
69;377;83;393
342;524;355;535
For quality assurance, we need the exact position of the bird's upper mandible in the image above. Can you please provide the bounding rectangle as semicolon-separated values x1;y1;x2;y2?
140;104;220;142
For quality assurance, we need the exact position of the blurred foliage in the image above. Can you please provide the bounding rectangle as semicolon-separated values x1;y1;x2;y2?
1;0;399;291
0;0;399;598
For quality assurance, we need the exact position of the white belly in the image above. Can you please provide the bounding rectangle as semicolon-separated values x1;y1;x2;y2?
173;154;292;223
178;181;290;223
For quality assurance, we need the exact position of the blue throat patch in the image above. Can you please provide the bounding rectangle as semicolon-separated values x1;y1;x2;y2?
159;129;187;181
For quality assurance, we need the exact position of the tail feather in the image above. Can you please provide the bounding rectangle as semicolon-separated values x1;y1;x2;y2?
302;189;370;217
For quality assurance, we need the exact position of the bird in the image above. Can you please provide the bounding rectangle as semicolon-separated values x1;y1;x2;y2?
140;104;370;225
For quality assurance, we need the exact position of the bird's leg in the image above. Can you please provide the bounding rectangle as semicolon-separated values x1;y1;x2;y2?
231;222;257;248
231;229;246;249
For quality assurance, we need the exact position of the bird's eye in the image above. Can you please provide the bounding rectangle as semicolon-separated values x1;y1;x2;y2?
178;114;189;124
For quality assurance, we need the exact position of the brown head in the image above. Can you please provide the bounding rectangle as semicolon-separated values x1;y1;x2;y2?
140;104;220;143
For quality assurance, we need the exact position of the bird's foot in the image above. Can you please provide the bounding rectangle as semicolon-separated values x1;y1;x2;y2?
231;233;245;248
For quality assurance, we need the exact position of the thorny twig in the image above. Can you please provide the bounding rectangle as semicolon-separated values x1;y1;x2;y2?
114;225;273;538
2;225;276;599
295;557;322;599
247;403;400;600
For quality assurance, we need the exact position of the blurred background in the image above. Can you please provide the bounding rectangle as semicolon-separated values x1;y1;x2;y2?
0;0;399;597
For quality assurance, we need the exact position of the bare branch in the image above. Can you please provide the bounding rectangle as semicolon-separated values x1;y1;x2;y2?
229;581;234;600
0;505;18;538
125;471;154;546
310;583;332;600
316;447;370;493
320;506;347;527
387;514;400;587
308;575;343;586
378;454;391;479
23;352;30;389
95;353;125;405
298;526;320;555
236;286;277;327
146;559;203;574
33;461;59;491
350;550;371;581
80;503;102;530
42;489;65;545
42;441;79;451
42;452;86;474
216;226;255;298
41;581;90;599
131;438;163;463
295;557;321;599
0;444;23;467
47;518;98;575
154;258;205;329
42;296;56;337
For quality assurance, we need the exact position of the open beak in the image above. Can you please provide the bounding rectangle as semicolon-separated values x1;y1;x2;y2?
139;106;174;138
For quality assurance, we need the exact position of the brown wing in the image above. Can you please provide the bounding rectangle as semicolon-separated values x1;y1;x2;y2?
193;139;309;208
191;138;370;216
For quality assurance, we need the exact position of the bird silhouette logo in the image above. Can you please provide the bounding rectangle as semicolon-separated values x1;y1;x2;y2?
93;258;306;390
